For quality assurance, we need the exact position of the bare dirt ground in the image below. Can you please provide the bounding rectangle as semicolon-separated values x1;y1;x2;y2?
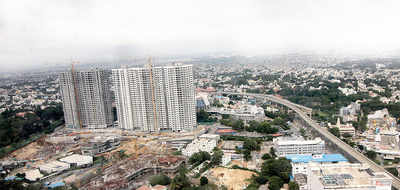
208;167;256;190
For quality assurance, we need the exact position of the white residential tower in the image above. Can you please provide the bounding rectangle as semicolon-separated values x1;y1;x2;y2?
112;63;196;132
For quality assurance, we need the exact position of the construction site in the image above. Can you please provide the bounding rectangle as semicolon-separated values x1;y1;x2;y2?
0;125;210;189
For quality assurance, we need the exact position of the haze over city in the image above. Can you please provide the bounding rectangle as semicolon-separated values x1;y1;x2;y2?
3;1;400;190
1;0;400;71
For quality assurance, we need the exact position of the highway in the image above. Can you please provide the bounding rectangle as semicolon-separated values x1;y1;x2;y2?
221;92;400;189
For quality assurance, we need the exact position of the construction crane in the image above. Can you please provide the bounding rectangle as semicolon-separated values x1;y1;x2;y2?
148;57;159;132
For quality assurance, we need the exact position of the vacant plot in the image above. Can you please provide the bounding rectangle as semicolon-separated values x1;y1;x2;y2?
208;167;256;190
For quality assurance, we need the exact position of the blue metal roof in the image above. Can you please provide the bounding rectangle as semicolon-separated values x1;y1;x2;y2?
47;182;65;188
285;154;348;163
4;176;16;181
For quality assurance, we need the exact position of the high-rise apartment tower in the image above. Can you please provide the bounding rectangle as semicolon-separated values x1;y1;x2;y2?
59;68;113;129
112;63;196;132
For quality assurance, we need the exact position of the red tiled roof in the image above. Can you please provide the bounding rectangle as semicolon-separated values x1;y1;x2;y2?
216;129;237;133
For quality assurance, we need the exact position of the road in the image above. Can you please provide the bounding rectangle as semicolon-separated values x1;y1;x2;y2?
384;164;400;169
221;92;400;189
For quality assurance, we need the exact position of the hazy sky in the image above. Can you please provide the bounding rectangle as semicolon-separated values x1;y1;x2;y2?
1;0;400;70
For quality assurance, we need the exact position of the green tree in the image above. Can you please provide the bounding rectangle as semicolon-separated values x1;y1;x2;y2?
299;128;306;137
269;148;276;158
243;139;260;151
200;176;209;186
261;153;271;160
366;150;377;160
254;175;268;185
261;158;292;183
342;133;352;138
197;110;214;122
268;176;283;190
150;174;171;186
189;151;211;165
210;148;223;166
243;149;252;161
232;120;245;131
387;168;399;177
328;127;340;138
170;165;191;190
288;181;300;190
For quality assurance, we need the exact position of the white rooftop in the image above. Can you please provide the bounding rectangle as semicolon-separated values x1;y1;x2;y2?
24;169;43;181
199;134;220;139
60;154;93;166
274;137;324;146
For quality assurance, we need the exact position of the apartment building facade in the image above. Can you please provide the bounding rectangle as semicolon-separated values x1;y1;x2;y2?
112;64;196;132
273;137;325;157
59;69;113;129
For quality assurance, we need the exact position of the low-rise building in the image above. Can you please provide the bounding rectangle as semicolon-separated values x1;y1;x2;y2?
60;154;93;168
182;135;219;157
339;102;360;117
208;104;265;122
39;160;70;174
196;92;210;111
46;136;77;144
222;153;232;166
198;134;220;141
81;136;120;156
294;173;307;190
329;118;355;137
285;154;348;175
273;137;325;157
24;169;43;181
307;163;392;190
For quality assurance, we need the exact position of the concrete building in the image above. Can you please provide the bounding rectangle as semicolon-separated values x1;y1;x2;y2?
339;102;360;117
112;64;196;132
329;118;356;137
222;153;232;166
307;163;392;190
208;104;265;122
273;137;325;157
198;134;220;141
196;92;210;111
182;134;219;157
81;136;120;156
24;169;43;181
367;109;396;130
60;154;93;167
294;173;307;190
285;154;348;175
59;69;113;129
39;160;70;174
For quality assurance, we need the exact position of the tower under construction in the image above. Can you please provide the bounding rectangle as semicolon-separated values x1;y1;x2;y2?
112;63;196;132
59;67;113;129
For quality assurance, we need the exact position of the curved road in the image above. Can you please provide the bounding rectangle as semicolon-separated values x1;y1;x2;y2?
222;92;400;189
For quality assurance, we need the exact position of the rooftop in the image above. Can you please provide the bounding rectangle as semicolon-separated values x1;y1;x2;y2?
285;154;348;163
199;134;220;139
310;163;392;188
274;137;324;146
59;154;93;164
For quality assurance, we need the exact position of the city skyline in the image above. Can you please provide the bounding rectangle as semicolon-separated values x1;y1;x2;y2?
2;1;400;189
1;0;400;71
